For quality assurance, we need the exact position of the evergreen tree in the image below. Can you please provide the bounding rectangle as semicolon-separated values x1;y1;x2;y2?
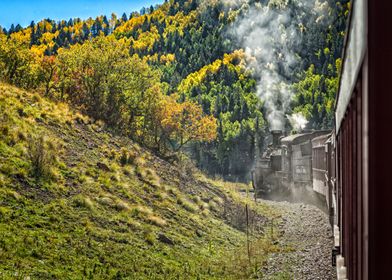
8;24;15;34
82;23;90;40
121;13;128;22
29;21;36;46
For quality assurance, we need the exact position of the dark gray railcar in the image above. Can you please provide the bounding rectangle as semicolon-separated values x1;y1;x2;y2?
312;133;331;197
252;130;330;198
280;131;330;190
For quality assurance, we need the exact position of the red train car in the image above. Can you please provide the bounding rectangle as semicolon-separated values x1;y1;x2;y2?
333;0;392;278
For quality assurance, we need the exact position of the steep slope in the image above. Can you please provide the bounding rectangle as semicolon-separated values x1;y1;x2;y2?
0;83;280;279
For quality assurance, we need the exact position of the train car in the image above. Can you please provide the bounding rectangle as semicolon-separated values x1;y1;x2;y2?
332;0;392;278
252;130;329;200
311;133;335;225
280;131;330;190
311;134;330;197
280;133;313;189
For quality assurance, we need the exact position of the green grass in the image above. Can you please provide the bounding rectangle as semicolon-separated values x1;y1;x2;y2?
0;83;281;279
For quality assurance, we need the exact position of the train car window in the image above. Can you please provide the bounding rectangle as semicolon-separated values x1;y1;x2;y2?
300;143;312;156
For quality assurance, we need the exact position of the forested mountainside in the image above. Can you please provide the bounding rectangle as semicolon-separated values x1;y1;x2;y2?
0;0;349;179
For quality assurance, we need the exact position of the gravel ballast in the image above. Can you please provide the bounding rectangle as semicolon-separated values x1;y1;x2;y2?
260;200;336;280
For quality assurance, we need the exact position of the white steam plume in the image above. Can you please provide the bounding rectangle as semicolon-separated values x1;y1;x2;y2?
287;112;309;132
225;0;330;130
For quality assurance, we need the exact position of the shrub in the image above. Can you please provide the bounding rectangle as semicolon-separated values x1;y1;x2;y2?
17;130;26;141
91;120;105;132
122;168;131;176
201;209;210;217
119;148;129;166
179;157;197;176
0;206;10;219
32;93;42;103
72;195;94;210
177;197;198;213
167;187;179;198
212;196;224;205
208;200;219;212
131;205;153;218
135;166;160;187
114;200;131;211
74;113;89;125
0;124;9;138
153;191;168;201
27;135;56;179
145;168;160;187
108;149;117;160
127;150;137;164
97;196;115;207
17;107;28;117
144;231;156;245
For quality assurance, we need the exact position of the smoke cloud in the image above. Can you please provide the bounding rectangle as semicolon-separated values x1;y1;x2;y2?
225;0;329;131
288;112;309;132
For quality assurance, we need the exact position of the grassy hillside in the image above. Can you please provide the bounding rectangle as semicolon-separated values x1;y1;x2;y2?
0;83;282;279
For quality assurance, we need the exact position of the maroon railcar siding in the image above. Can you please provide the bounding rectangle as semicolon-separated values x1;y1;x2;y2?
336;74;366;279
336;0;392;278
368;0;392;277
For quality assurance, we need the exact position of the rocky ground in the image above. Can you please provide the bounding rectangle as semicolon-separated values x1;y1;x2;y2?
259;199;336;280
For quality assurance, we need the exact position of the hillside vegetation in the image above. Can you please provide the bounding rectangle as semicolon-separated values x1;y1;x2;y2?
0;83;285;279
0;0;349;180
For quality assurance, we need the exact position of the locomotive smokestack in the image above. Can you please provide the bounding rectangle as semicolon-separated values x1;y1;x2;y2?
271;130;282;148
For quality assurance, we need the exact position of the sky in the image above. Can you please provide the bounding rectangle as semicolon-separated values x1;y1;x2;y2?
0;0;163;29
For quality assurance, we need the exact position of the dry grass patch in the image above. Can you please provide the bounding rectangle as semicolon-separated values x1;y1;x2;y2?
72;195;94;210
114;199;131;211
131;205;153;217
177;196;198;213
147;215;167;227
97;196;114;206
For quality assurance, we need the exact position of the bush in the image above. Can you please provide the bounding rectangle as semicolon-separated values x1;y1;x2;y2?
119;148;128;166
96;196;115;207
119;148;137;166
72;195;94;210
27;135;55;179
114;200;131;211
131;205;153;218
0;124;9;138
144;231;156;245
177;197;198;213
145;168;160;187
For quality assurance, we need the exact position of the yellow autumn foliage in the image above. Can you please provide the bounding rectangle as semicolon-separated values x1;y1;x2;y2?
178;50;247;93
159;95;217;151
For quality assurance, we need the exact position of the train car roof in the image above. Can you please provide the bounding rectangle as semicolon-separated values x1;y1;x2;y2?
312;133;331;148
311;133;331;143
335;0;366;133
281;131;330;145
281;133;310;144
